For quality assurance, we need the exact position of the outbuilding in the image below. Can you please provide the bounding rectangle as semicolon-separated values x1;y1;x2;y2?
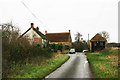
90;33;107;52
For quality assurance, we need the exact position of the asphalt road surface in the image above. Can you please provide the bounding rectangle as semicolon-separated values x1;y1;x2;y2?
45;52;93;79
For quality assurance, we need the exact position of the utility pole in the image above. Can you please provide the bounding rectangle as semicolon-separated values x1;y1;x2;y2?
87;34;90;44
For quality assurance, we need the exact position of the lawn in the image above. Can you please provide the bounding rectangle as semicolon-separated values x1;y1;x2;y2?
7;53;70;78
86;48;118;79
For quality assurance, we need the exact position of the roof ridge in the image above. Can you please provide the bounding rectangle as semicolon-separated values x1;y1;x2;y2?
33;28;48;40
46;32;70;34
33;28;44;35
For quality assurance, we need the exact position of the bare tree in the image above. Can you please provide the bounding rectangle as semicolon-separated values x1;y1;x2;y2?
99;31;110;41
1;22;20;42
75;32;82;42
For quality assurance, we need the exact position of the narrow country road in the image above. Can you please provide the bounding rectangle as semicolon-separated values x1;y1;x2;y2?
45;52;94;79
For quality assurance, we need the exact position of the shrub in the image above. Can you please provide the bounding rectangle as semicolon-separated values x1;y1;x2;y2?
65;45;70;50
49;44;63;52
49;44;56;52
44;47;52;53
73;41;89;52
57;44;63;52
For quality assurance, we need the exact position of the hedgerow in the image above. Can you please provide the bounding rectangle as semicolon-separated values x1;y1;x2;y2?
2;22;53;78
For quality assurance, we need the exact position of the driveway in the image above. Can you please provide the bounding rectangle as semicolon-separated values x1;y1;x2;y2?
45;52;93;79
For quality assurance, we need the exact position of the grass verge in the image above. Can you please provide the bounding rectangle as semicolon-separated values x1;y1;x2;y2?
60;52;69;54
86;48;118;78
8;53;70;78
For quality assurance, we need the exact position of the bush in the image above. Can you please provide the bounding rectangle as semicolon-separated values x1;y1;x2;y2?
65;45;70;50
73;42;88;52
57;44;63;52
44;47;52;53
49;44;63;52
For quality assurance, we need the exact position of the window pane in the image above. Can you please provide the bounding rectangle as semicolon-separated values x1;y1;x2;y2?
100;42;103;46
94;42;96;46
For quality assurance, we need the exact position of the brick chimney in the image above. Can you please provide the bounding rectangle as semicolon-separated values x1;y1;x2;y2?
31;23;34;28
69;30;70;33
45;30;47;34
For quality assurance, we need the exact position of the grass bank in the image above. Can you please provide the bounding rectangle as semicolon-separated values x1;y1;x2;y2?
7;53;70;78
86;48;118;78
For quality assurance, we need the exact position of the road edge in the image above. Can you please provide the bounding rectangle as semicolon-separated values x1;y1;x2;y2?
43;54;70;79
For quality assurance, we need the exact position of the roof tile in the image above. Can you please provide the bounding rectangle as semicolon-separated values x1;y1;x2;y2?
90;33;107;42
46;32;71;42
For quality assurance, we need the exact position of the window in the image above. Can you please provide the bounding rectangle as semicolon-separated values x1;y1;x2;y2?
34;37;38;42
100;42;103;46
94;42;96;46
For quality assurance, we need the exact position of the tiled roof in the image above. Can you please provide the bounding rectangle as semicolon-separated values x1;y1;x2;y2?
45;32;71;42
19;28;47;40
90;33;107;42
33;28;47;40
18;28;31;38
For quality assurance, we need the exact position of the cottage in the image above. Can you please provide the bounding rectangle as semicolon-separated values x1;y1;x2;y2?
19;23;48;47
45;30;72;47
90;33;107;52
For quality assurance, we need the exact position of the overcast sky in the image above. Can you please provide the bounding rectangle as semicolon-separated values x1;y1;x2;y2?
0;0;119;43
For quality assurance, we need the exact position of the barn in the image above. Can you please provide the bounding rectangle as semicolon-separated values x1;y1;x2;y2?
90;33;107;52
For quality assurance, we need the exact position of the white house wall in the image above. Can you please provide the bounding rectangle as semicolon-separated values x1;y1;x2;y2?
42;39;47;47
23;28;42;44
23;28;33;44
33;29;41;38
23;28;32;39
